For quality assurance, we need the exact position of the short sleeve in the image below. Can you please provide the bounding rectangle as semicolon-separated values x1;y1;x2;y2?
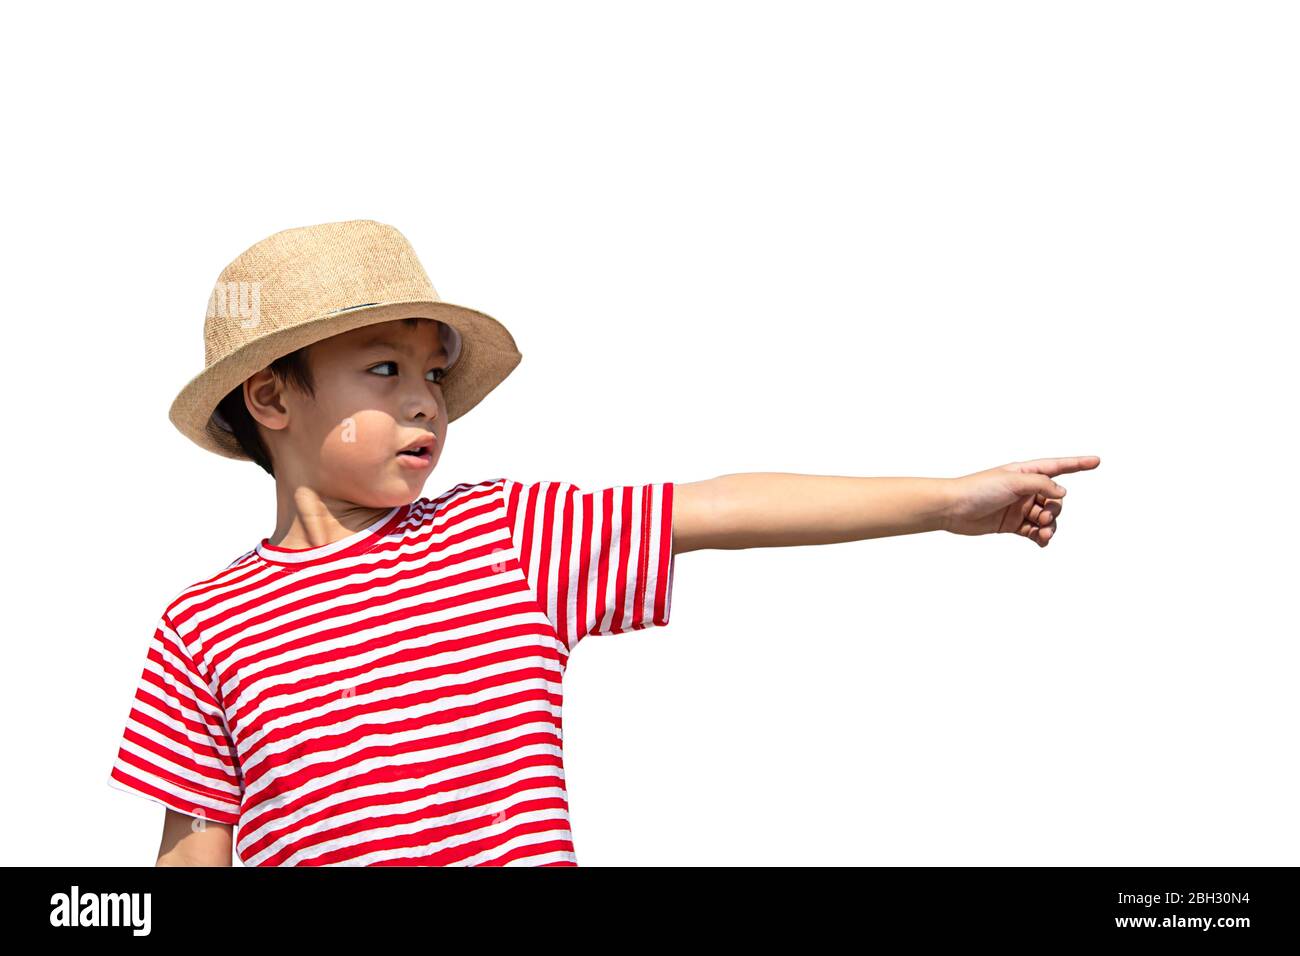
105;615;244;825
500;479;675;651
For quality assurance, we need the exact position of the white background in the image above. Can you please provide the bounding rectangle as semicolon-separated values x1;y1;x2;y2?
2;1;1295;866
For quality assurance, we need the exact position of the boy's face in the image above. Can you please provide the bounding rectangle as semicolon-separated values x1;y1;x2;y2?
251;317;452;506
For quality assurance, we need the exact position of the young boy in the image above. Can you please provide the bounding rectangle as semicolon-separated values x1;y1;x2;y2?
107;219;1100;866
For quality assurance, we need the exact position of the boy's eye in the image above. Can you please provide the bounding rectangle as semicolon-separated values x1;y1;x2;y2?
369;361;448;385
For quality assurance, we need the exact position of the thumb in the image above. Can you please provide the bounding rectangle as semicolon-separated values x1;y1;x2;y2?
1011;472;1066;499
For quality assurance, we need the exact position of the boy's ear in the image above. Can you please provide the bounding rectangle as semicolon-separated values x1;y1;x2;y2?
244;369;291;434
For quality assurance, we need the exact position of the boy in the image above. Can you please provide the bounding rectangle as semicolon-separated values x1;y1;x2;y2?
107;219;1100;866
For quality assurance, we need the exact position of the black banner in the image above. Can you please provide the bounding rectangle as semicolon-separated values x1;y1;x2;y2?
12;866;1295;944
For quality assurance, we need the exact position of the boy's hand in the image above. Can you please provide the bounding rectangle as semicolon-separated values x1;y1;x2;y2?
943;456;1101;546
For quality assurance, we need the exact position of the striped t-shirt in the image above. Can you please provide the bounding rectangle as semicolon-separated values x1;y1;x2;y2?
106;477;675;866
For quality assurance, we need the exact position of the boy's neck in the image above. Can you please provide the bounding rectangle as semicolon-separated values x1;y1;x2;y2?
267;483;398;550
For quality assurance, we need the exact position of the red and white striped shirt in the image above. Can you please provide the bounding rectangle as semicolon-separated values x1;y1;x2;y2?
106;477;675;866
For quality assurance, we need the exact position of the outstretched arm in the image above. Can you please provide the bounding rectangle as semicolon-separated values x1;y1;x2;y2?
671;456;1100;554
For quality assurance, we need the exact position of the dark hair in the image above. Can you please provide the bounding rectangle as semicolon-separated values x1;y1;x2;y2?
216;317;433;476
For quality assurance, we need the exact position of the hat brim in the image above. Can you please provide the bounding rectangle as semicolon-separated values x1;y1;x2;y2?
168;299;522;461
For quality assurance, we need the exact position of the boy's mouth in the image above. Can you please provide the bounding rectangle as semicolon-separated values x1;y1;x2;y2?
396;435;436;467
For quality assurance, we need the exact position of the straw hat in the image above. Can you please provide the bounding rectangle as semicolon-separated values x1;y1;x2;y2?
168;219;522;461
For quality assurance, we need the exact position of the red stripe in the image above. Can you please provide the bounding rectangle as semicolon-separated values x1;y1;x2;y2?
633;484;652;626
593;488;613;635
655;482;674;625
576;492;592;648
556;485;575;645
610;487;633;633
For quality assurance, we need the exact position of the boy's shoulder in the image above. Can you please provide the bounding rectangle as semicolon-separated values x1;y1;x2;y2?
428;476;510;509
414;476;512;524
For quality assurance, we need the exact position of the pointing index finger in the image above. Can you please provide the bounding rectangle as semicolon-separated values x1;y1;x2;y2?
1022;456;1101;478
